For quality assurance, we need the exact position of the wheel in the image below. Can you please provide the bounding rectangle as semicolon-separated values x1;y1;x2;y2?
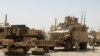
38;46;49;53
5;46;27;56
5;48;26;56
95;42;100;46
43;46;49;53
64;39;72;51
49;47;54;50
79;43;87;49
31;48;45;55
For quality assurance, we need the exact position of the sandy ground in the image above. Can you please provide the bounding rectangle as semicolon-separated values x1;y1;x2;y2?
48;45;100;56
0;45;100;56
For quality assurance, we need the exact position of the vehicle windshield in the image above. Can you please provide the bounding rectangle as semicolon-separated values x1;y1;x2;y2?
57;23;69;30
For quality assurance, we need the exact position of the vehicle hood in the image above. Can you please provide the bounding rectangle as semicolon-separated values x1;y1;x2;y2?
49;30;69;34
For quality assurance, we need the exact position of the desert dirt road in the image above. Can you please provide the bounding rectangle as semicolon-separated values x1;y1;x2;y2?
0;45;100;56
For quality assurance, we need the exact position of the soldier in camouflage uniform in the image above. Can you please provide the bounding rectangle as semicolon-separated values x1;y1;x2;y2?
92;32;96;52
75;34;80;51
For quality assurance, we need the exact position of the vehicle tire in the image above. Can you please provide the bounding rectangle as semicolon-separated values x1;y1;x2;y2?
39;46;49;53
6;48;26;56
64;39;72;51
79;43;87;49
43;46;49;53
95;42;100;46
49;47;54;50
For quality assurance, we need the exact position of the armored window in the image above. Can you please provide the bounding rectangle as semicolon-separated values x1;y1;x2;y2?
0;28;4;32
74;27;81;31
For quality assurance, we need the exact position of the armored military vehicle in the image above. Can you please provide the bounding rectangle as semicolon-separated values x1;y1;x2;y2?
49;16;88;50
88;30;100;46
0;14;46;55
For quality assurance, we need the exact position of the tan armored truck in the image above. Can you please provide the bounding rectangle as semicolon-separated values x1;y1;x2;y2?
88;30;100;46
0;15;46;55
48;16;88;50
0;25;46;54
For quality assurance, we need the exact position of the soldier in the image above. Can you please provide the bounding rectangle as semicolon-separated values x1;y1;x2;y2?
92;32;96;52
75;34;80;51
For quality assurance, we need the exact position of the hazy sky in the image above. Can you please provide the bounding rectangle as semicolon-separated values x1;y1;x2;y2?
0;0;100;31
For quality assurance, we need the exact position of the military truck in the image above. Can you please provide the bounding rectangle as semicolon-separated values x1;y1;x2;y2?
0;25;44;53
48;16;88;50
88;30;100;46
0;15;46;55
